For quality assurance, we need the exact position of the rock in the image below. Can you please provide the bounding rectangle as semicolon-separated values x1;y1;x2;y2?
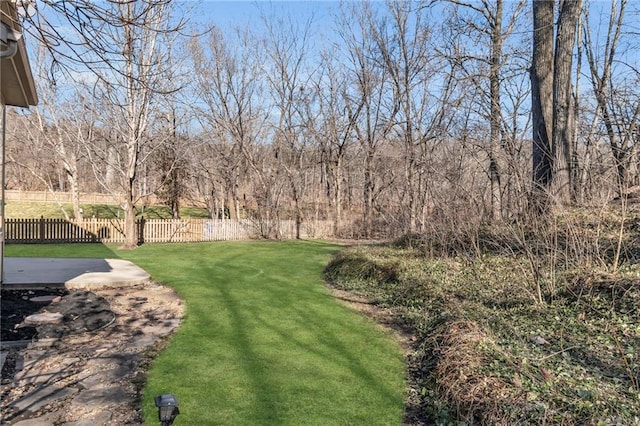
12;414;60;426
70;386;130;411
1;284;184;425
61;410;113;426
8;385;78;413
29;295;62;304
24;312;64;325
530;335;550;345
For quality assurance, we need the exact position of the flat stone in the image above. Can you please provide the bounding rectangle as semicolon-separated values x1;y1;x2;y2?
77;368;122;389
12;414;60;426
0;340;30;349
128;334;158;349
21;350;54;369
61;410;113;426
15;357;80;384
0;277;184;426
8;385;78;413
24;312;64;325
145;319;181;337
70;386;129;411
85;352;138;371
29;295;62;304
28;338;59;348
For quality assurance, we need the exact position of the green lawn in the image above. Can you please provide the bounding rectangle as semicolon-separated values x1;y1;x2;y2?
5;242;406;425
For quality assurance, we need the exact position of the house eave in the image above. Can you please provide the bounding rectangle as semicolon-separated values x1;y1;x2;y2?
1;1;38;108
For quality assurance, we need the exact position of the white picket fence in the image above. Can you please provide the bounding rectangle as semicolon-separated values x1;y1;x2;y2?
4;217;334;244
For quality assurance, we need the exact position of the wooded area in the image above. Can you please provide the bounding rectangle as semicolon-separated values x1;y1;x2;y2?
3;0;639;245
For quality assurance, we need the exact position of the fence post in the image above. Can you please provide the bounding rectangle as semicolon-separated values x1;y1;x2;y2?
39;216;45;243
137;216;146;245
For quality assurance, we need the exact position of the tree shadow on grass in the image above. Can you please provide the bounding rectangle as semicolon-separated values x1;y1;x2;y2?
216;283;288;425
211;266;404;424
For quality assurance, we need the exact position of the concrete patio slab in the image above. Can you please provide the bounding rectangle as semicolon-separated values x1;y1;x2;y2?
1;258;151;290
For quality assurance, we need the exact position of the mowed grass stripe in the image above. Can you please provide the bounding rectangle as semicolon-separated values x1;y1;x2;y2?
8;242;406;425
133;241;405;425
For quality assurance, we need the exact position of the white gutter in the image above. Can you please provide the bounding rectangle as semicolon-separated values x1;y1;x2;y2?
0;20;21;58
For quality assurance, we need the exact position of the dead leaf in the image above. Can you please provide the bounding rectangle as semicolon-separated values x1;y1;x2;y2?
540;366;554;382
513;373;523;388
530;335;549;345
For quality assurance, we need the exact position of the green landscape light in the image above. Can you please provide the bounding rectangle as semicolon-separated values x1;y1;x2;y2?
155;394;179;426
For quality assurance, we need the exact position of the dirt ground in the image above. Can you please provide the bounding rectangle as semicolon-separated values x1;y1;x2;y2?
0;284;184;425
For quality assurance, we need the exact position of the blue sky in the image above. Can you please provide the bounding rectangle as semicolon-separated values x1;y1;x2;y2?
189;1;342;29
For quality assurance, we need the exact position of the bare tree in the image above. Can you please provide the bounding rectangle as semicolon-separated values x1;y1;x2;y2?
262;11;317;238
73;1;185;248
552;0;582;202
371;1;458;233
190;26;266;222
8;54;96;220
151;106;191;219
444;0;526;221
531;0;582;208
311;51;360;236
146;36;195;220
500;66;533;215
583;0;640;197
6;1;188;247
531;0;556;205
337;1;397;237
20;1;187;83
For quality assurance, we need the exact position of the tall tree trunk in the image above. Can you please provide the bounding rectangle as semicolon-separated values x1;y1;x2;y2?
333;158;343;236
531;0;582;210
489;0;504;222
170;175;180;219
65;159;83;221
551;0;582;204
123;181;138;249
121;137;139;249
572;10;584;202
531;0;555;207
363;149;375;238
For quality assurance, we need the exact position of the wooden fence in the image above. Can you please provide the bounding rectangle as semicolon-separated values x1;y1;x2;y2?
3;218;334;244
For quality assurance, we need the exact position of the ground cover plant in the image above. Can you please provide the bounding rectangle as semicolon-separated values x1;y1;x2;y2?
5;241;407;425
324;208;640;424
